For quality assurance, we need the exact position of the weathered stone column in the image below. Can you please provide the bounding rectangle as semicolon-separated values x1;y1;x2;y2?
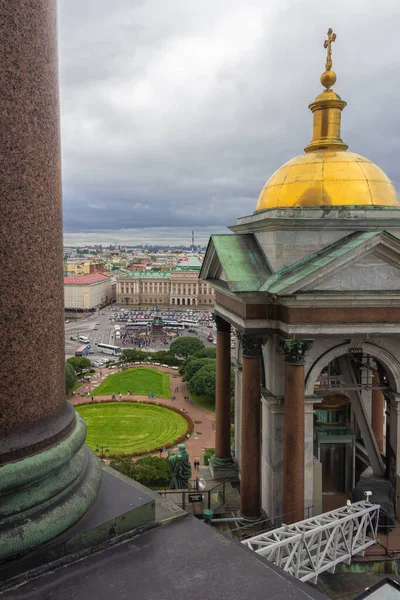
372;370;385;454
280;339;313;523
209;316;236;478
0;0;101;562
240;335;265;520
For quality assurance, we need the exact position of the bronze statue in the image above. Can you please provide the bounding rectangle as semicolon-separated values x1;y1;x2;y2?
168;444;192;489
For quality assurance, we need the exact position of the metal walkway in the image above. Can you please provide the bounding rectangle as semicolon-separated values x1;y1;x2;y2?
242;501;380;583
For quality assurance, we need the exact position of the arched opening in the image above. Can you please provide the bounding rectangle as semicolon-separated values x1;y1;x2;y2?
171;298;175;305
309;346;397;514
182;298;186;306
177;298;180;306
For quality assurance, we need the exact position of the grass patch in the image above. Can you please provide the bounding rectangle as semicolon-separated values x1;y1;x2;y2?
71;380;83;392
190;392;215;412
76;402;187;454
93;367;171;399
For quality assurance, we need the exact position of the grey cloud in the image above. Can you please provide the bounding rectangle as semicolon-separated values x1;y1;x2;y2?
59;0;400;243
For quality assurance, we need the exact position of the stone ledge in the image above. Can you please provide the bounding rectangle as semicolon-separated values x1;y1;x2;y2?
0;465;156;592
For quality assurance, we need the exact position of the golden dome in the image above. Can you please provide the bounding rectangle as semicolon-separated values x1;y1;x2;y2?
255;29;399;212
255;151;399;210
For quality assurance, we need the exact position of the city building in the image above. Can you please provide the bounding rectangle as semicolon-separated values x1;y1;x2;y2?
201;33;400;524
117;259;215;306
65;260;105;275
64;273;114;310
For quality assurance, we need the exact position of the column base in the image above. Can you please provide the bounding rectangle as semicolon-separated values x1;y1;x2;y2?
208;455;238;480
0;414;102;564
238;512;263;523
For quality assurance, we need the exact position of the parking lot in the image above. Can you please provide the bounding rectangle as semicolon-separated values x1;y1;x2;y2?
65;307;236;360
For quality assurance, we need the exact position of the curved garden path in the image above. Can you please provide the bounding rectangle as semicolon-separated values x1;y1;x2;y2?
69;365;215;468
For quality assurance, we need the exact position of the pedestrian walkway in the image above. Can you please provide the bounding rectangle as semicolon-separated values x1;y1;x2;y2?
70;364;216;468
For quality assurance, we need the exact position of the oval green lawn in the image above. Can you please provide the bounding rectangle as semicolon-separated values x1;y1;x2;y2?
76;402;187;454
93;367;171;399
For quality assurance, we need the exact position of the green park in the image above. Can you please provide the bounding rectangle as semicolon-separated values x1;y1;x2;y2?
75;402;188;455
92;367;172;398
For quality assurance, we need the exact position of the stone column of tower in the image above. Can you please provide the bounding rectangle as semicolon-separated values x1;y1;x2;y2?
372;371;385;454
208;316;236;478
280;340;313;523
0;0;101;563
240;336;264;520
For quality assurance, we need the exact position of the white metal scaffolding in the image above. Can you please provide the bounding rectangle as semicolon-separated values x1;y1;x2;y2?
242;501;380;583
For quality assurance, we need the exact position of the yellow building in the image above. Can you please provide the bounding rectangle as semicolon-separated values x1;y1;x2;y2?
117;267;215;307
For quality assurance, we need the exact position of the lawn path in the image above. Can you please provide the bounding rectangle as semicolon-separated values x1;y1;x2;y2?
70;365;216;468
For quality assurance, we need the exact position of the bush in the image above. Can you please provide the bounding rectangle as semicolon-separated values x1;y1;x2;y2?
110;456;171;487
203;448;215;466
65;362;76;394
170;337;205;359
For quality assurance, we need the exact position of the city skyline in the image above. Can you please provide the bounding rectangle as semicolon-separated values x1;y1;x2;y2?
59;0;400;242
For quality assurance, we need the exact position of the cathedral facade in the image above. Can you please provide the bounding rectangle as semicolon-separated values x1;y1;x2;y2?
200;32;400;522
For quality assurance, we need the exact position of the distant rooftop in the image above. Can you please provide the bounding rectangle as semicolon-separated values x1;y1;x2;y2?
121;271;172;279
64;274;110;285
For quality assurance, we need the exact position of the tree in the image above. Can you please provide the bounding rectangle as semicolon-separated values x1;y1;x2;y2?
122;348;148;362
65;362;76;394
110;456;171;487
179;346;216;376
150;351;180;366
189;362;217;397
191;347;217;360
67;356;91;373
169;336;204;359
183;358;216;382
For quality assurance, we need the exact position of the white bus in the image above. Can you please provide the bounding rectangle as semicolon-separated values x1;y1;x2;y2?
96;343;122;356
114;325;121;332
181;320;199;328
78;336;90;343
164;324;184;331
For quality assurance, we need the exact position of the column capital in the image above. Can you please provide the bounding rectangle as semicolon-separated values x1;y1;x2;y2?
279;338;313;365
239;333;267;358
214;314;231;333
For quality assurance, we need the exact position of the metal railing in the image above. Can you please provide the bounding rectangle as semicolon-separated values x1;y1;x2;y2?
226;505;314;539
158;481;226;513
373;524;400;556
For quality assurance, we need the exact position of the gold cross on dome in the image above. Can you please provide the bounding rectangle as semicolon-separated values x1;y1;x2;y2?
323;28;336;71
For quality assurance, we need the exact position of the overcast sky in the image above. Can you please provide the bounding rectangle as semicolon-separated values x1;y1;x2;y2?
59;0;400;246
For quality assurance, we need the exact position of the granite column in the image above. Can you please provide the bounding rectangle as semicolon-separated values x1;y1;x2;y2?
240;335;265;520
0;0;101;562
280;339;313;523
209;316;236;478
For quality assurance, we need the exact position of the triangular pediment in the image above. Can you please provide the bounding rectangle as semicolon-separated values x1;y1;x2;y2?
261;230;400;296
200;234;272;292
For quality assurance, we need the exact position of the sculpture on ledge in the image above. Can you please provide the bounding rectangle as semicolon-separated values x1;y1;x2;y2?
168;444;192;489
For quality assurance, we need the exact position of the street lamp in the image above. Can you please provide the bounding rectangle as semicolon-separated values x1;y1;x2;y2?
95;444;109;458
